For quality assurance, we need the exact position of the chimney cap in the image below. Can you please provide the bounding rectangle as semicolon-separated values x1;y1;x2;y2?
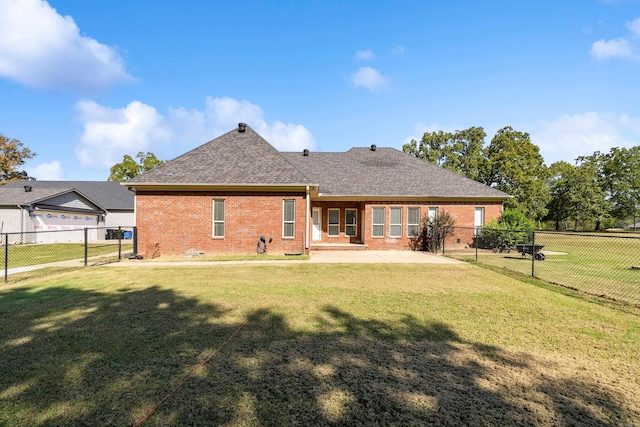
238;123;247;132
370;144;377;151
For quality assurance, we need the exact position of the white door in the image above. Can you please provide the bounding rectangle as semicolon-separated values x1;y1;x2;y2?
312;208;322;241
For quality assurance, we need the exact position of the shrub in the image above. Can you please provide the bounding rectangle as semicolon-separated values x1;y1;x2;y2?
410;209;456;253
478;209;533;252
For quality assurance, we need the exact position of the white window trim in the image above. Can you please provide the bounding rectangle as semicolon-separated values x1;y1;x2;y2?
212;199;225;238
283;199;295;239
407;207;420;237
328;208;340;237
372;207;385;238
389;207;402;238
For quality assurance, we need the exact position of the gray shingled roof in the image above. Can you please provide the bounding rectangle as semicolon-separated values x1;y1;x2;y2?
128;124;508;199
282;147;510;198
0;181;134;210
129;125;312;185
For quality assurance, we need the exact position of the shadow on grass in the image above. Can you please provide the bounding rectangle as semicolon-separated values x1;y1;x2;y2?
0;286;637;426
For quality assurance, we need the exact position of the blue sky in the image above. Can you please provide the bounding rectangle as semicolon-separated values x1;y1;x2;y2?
1;0;639;181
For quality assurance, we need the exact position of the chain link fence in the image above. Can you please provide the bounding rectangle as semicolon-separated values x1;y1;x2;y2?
1;226;137;283
442;227;640;307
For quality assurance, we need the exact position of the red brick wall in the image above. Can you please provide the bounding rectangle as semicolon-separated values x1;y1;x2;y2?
136;191;307;256
359;201;503;250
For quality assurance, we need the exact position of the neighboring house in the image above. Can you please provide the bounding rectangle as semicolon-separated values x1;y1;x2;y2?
127;123;510;256
0;181;135;242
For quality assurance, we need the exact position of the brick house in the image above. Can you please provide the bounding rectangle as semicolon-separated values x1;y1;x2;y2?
127;123;509;256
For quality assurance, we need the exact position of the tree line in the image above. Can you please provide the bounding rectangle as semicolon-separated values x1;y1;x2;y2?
403;126;640;230
3;128;638;230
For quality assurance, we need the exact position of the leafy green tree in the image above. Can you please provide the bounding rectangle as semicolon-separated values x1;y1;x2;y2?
108;152;165;182
480;126;550;221
0;133;36;184
546;158;609;231
601;146;640;226
546;161;574;230
402;127;486;180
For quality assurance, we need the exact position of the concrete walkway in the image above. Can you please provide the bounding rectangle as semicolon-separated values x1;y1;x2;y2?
108;250;464;267
309;250;463;264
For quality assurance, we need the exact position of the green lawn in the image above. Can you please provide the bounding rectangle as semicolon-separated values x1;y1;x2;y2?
453;232;640;306
1;264;639;426
1;242;134;269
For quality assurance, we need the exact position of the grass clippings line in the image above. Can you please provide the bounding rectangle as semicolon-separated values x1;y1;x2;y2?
132;304;262;427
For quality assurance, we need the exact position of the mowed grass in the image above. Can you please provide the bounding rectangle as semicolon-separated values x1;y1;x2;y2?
1;242;134;269
1;264;639;426
454;232;640;306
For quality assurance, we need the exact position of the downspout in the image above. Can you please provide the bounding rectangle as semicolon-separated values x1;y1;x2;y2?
305;186;310;251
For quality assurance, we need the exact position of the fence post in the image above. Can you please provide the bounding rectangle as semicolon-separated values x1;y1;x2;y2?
531;230;535;277
84;228;88;267
132;226;138;257
118;226;122;261
475;229;478;262
4;234;8;283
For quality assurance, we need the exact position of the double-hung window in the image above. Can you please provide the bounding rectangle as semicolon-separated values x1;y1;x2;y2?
372;207;385;237
407;207;420;237
389;207;402;238
328;209;340;237
283;199;295;238
212;199;225;238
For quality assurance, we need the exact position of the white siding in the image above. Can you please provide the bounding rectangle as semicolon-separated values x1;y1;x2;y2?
104;211;135;228
0;207;35;233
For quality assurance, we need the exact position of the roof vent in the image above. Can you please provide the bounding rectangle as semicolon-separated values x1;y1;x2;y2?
303;149;309;156
24;185;32;192
370;144;377;151
238;123;247;133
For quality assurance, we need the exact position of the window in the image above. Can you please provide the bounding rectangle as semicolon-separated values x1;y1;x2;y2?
407;207;420;237
389;207;402;237
345;209;357;236
427;207;438;236
212;199;225;238
372;207;384;237
428;207;438;223
328;209;340;237
474;207;485;236
283;199;295;238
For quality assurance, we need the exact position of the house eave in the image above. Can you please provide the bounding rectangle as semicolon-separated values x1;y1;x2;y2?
313;194;510;202
125;182;320;196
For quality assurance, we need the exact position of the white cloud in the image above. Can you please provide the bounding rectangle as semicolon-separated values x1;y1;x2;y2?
75;96;316;169
533;112;639;163
591;38;638;60
355;49;374;60
27;160;64;180
168;96;316;151
590;17;640;61
627;17;640;37
351;66;389;91
0;0;135;91
74;100;172;168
